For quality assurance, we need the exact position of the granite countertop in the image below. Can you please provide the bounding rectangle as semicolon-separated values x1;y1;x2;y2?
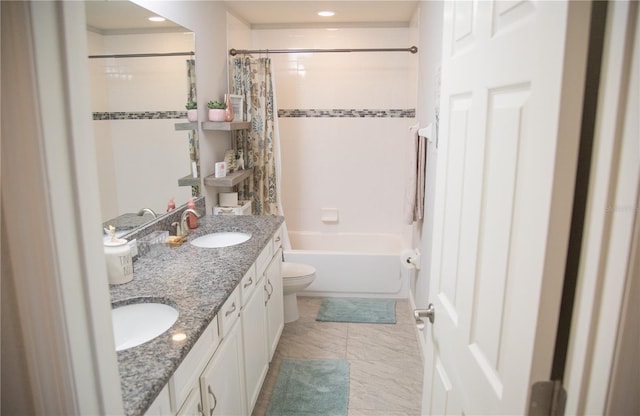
103;212;157;232
110;214;285;416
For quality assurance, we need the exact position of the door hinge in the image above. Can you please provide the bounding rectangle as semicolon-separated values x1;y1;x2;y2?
529;380;566;416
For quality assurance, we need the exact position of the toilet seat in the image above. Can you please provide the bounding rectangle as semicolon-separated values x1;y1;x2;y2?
282;262;316;279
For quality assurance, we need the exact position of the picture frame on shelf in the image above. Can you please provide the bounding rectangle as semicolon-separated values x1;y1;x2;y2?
228;94;245;122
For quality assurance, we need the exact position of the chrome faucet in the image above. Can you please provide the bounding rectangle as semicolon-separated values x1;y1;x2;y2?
137;208;158;218
174;208;201;237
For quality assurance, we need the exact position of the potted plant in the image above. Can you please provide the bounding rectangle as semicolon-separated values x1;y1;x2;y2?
185;101;197;121
207;100;226;122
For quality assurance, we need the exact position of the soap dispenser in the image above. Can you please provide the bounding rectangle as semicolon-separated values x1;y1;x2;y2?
187;197;198;229
104;225;133;285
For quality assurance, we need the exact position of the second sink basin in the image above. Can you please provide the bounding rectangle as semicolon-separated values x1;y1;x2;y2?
112;302;178;351
191;232;251;248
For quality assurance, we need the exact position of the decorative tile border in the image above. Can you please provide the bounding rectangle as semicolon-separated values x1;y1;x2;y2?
93;108;417;120
278;108;416;118
93;111;186;120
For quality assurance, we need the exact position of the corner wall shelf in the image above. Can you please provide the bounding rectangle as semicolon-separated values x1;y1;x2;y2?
202;121;250;131
174;121;250;131
174;122;197;131
178;175;200;187
204;168;252;187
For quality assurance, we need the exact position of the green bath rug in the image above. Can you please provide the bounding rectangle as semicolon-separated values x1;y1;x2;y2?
316;298;396;324
266;358;349;416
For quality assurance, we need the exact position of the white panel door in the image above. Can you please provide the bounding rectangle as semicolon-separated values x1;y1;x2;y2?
422;1;590;414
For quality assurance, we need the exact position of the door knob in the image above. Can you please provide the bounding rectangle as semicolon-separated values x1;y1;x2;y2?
414;303;435;330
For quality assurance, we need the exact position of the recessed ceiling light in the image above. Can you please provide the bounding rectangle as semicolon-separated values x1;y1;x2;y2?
317;11;335;17
148;16;166;22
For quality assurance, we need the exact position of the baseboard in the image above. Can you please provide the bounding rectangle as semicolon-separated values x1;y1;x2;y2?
409;291;426;362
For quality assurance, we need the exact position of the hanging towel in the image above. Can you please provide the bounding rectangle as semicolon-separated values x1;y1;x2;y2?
415;132;427;221
404;124;427;224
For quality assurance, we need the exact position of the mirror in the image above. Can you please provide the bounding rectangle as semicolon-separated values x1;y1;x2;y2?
85;1;199;233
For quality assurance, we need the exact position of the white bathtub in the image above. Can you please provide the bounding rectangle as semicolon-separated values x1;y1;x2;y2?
283;232;409;299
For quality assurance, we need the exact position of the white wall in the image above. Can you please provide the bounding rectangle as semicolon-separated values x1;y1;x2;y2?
252;27;416;236
414;2;444;308
132;0;233;216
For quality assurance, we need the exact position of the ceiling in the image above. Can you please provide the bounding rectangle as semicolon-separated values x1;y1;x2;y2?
85;0;419;34
85;1;186;34
224;1;419;28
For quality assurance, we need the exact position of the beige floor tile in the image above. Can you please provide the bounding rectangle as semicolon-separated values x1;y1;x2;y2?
347;322;421;361
295;295;323;319
277;317;348;359
395;299;418;325
348;359;423;413
348;409;421;416
254;297;424;415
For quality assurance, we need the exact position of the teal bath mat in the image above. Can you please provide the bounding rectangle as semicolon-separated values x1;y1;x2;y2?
267;358;349;416
316;298;396;324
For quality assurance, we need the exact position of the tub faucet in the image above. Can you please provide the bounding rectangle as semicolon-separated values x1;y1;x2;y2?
137;208;158;218
175;209;200;237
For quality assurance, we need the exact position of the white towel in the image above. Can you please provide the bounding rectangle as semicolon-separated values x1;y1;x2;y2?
415;133;427;221
404;124;427;224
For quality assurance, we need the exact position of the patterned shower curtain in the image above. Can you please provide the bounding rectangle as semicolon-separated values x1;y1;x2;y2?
187;59;200;197
231;57;280;215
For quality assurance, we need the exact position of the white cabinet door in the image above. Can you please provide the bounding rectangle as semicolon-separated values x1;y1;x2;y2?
144;385;172;416
200;321;244;416
242;282;269;414
175;386;203;416
264;248;283;361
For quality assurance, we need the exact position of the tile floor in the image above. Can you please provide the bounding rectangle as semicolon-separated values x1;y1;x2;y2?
252;297;424;416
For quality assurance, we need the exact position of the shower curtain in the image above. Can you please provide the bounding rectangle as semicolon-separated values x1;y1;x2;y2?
231;57;281;216
231;56;291;250
187;59;200;197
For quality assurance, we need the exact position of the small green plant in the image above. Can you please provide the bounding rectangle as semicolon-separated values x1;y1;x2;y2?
185;101;197;110
207;100;226;109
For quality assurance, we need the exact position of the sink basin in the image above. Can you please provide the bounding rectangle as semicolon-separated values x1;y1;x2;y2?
112;302;178;351
191;232;251;248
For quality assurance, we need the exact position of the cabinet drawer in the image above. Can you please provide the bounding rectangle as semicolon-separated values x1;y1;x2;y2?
255;243;272;278
218;286;240;338
169;318;219;413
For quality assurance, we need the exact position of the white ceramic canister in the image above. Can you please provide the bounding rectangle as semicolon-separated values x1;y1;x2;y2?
104;234;133;285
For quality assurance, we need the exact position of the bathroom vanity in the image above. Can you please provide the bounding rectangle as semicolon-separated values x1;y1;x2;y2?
109;215;284;416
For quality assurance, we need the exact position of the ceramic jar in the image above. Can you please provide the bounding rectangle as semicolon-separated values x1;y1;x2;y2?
104;238;133;284
209;109;226;121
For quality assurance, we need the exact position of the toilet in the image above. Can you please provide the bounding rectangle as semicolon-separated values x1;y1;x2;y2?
281;262;316;323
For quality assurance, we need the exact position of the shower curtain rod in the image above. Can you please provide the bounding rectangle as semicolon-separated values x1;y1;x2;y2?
88;51;195;59
229;46;418;56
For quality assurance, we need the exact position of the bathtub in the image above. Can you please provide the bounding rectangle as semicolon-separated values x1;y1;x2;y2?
283;232;409;299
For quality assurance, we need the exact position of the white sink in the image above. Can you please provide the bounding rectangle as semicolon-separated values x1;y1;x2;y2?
191;232;251;248
112;302;178;351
